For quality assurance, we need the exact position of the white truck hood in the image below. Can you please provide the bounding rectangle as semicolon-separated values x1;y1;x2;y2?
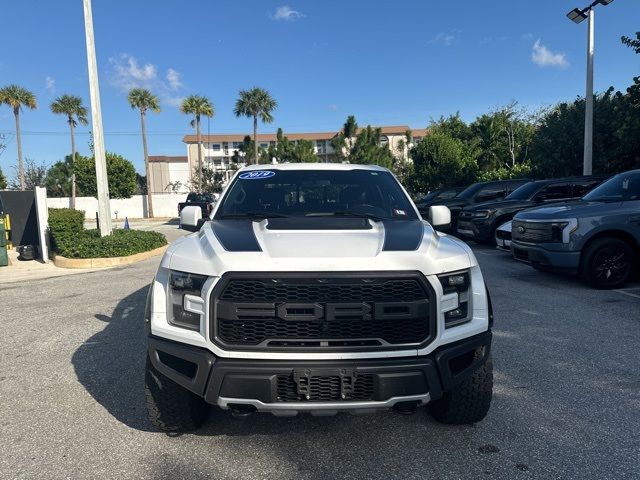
161;219;476;277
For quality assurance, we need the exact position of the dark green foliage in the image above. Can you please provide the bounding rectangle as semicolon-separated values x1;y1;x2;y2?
191;166;224;193
53;229;167;259
45;156;74;197
349;126;395;168
409;132;478;191
48;207;167;258
48;208;85;252
74;152;137;199
0;167;7;189
621;32;640;54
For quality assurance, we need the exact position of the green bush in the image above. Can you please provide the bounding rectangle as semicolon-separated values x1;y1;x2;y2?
53;229;167;259
477;162;533;182
48;208;86;252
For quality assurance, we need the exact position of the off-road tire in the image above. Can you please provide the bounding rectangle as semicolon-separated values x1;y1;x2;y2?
144;356;209;432
581;238;635;289
429;354;493;424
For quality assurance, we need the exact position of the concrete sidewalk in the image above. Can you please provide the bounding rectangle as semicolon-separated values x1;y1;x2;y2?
0;249;100;284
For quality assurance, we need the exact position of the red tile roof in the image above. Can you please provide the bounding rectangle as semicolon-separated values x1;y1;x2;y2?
182;126;428;144
148;155;188;163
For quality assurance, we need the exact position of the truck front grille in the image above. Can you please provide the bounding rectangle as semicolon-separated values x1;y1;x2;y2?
210;272;434;351
512;220;553;243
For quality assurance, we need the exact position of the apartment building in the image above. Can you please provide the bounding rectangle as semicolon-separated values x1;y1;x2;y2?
148;126;427;192
181;125;427;186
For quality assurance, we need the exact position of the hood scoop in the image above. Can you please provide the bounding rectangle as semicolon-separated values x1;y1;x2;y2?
266;217;372;230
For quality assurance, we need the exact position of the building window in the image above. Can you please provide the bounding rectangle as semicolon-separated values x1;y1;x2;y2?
210;143;221;151
223;142;229;155
379;135;389;147
260;143;269;149
232;141;241;149
213;158;223;166
316;140;326;154
413;136;422;143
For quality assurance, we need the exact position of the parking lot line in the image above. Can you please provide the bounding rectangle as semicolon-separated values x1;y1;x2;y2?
614;289;640;300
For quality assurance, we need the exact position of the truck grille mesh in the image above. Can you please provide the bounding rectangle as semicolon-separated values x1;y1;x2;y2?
211;274;433;350
512;220;554;243
276;374;375;402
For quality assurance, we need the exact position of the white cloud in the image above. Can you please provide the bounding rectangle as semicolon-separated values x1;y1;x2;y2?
532;40;569;69
327;104;338;111
45;76;55;93
428;30;461;47
166;68;182;90
271;5;304;21
107;53;185;105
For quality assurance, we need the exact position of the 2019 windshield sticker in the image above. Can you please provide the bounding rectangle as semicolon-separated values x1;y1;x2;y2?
239;171;276;180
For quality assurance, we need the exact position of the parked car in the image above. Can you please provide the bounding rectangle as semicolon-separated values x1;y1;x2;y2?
495;220;512;251
177;192;216;217
414;187;464;209
511;169;640;289
144;164;494;432
417;179;530;232
457;176;607;244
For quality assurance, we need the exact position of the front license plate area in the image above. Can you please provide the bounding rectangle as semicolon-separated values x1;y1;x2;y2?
293;368;356;401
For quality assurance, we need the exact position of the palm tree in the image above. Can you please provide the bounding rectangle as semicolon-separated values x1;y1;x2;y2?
180;95;214;191
50;94;88;208
0;85;37;190
234;88;277;164
128;88;160;217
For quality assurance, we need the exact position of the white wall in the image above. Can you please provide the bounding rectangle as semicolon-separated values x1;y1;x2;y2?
47;193;187;219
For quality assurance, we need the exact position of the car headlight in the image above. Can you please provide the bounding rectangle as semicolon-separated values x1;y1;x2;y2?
438;270;471;328
471;210;492;219
168;270;208;330
550;219;578;243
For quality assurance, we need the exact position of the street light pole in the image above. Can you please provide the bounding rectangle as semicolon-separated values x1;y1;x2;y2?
583;8;595;176
82;0;112;236
567;0;614;176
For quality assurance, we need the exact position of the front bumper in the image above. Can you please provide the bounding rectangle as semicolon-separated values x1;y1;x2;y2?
456;219;493;242
511;240;581;273
147;330;492;415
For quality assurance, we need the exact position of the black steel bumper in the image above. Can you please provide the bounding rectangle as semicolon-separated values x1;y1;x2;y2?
147;331;492;413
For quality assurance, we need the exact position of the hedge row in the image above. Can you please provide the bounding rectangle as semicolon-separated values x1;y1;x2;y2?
48;208;167;259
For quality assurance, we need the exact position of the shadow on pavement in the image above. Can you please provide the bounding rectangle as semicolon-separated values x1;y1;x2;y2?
72;285;154;432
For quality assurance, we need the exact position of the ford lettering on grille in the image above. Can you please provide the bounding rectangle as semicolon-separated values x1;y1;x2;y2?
211;273;434;350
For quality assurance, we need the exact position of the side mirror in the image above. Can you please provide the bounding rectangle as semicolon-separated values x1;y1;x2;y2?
428;205;451;227
180;206;203;232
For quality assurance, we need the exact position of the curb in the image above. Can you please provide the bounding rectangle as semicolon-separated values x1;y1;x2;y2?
53;245;167;269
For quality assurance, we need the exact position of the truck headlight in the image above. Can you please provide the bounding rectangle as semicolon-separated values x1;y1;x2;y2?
550;219;578;243
471;210;492;219
168;271;208;331
438;270;471;328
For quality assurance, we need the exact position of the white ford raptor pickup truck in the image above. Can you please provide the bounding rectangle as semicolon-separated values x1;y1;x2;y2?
144;164;493;431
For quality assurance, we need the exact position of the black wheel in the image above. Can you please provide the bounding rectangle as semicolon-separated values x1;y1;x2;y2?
429;354;493;425
144;356;209;432
581;238;635;289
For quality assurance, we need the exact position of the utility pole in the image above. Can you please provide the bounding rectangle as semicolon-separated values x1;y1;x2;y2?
583;9;595;176
82;0;112;236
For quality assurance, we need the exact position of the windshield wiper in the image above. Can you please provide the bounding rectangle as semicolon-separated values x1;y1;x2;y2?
218;212;289;219
305;211;387;221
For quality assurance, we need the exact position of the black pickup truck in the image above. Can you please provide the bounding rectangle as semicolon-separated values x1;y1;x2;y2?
177;192;216;217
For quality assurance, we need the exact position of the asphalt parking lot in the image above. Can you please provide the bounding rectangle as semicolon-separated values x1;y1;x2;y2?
1;229;638;480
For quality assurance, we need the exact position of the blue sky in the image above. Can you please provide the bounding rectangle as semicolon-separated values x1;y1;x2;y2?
0;0;638;176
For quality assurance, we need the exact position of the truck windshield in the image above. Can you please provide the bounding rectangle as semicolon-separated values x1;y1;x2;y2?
582;171;640;202
456;183;484;200
216;169;417;220
505;181;542;201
